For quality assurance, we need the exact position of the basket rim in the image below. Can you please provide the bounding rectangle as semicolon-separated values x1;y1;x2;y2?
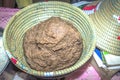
3;1;96;77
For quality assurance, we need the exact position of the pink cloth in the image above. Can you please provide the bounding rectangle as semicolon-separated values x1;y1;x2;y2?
111;72;120;80
66;64;101;80
0;7;19;29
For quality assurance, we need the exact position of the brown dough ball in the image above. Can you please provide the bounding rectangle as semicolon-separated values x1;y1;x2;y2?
23;17;83;71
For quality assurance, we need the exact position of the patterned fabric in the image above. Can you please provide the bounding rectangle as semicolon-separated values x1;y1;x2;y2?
0;7;19;74
0;7;19;29
0;37;9;74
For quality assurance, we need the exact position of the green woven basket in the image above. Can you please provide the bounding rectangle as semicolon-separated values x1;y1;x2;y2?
3;1;96;77
90;0;120;55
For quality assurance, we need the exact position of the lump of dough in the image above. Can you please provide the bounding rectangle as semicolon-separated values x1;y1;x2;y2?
23;17;83;71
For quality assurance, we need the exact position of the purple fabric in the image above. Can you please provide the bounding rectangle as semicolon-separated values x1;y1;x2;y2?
0;7;19;29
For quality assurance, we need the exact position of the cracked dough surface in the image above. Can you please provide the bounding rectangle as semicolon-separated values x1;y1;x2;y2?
23;17;83;71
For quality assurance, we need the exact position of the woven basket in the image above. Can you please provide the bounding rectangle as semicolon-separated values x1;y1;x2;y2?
3;1;96;77
90;0;120;55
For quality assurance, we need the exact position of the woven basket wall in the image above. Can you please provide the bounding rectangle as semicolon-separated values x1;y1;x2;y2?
90;0;120;55
3;1;96;77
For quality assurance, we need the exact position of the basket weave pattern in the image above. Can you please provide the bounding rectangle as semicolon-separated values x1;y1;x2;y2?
3;1;95;77
90;0;120;55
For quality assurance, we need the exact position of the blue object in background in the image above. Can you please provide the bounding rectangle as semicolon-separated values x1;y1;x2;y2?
94;48;102;60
